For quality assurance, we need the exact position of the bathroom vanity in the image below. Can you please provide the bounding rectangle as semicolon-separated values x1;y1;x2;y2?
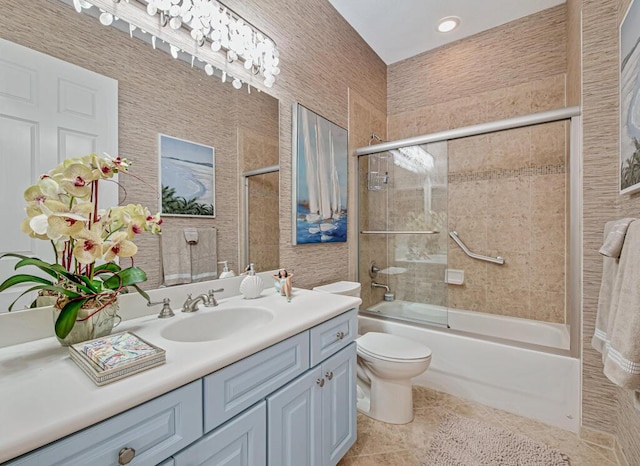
0;288;360;466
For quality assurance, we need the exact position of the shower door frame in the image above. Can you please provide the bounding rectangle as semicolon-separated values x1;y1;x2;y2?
355;106;582;358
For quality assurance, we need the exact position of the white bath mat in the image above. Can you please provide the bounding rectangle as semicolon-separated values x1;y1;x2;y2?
423;414;571;465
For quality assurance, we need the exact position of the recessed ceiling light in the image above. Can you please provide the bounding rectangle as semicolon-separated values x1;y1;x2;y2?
437;16;460;33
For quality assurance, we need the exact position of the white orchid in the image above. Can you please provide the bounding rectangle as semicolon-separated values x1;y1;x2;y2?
0;153;162;340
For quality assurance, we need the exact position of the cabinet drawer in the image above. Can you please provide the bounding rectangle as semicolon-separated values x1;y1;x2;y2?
203;332;309;433
310;309;357;366
174;401;266;466
6;380;202;466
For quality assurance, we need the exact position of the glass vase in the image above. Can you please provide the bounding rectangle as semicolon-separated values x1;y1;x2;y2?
52;295;121;347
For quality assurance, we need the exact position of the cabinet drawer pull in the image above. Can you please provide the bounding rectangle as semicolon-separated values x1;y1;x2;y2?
118;447;136;465
325;371;333;380
316;377;325;387
336;331;345;340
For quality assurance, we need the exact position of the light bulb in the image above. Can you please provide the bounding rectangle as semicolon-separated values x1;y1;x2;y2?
99;12;113;26
204;64;214;76
232;78;242;89
437;16;460;33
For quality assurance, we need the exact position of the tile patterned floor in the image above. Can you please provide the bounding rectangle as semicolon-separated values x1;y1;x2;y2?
338;386;620;466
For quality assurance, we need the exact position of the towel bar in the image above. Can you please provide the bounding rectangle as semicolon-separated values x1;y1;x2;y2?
360;230;439;235
449;231;505;265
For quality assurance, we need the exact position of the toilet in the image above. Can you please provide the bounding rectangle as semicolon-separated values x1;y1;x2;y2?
312;281;432;424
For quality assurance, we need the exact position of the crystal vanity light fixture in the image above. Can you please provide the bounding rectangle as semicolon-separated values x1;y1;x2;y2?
70;0;280;90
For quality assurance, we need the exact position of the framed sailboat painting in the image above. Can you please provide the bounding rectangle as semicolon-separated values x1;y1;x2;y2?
292;103;348;244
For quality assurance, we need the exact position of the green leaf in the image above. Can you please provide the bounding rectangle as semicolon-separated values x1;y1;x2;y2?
76;275;99;293
94;263;122;273
130;283;151;303
102;267;148;290
14;258;62;280
55;271;95;295
0;253;34;261
7;284;82;310
55;298;87;339
0;274;53;293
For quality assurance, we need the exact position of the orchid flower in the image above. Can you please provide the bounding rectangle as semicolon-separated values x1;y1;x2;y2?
72;223;104;264
103;231;138;262
59;163;94;199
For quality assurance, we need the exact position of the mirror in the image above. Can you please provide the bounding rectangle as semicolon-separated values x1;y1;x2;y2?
0;1;279;311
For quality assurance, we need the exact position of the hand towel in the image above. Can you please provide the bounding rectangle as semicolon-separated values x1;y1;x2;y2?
160;229;192;286
183;227;199;245
190;227;217;282
599;217;635;258
592;220;621;353
600;220;640;389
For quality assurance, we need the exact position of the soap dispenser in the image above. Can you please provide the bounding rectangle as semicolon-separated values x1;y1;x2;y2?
218;261;236;279
239;263;264;299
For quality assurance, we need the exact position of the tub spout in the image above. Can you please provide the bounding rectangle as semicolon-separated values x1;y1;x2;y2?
371;281;390;293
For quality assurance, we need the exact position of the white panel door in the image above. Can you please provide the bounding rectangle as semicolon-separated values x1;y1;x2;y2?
0;38;117;312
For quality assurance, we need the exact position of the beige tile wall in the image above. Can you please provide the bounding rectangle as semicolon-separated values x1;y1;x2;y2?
247;172;280;272
446;122;567;323
387;7;569;324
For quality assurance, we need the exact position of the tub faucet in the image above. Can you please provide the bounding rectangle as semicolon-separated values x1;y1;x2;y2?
371;282;395;301
371;281;390;293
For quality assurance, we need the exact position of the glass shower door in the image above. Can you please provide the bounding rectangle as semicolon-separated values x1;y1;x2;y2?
359;142;448;327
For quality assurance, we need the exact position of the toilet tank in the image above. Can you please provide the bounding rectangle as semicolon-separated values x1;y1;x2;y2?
312;281;362;298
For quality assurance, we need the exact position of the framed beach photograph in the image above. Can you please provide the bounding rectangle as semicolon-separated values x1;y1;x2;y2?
291;103;348;245
159;134;215;217
620;0;640;194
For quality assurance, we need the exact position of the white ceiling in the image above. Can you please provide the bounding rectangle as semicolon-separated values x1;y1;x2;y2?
328;0;566;64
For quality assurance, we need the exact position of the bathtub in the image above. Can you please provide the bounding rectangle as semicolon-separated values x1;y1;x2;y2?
359;307;580;432
367;300;570;350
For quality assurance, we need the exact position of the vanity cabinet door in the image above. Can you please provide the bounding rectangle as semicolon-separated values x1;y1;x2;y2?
267;366;323;466
321;343;357;466
204;332;309;433
309;309;357;366
173;401;266;466
4;381;202;466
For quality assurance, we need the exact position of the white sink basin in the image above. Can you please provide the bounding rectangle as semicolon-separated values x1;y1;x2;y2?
161;307;274;342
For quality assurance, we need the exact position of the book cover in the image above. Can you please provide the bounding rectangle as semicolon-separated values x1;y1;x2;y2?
69;332;166;385
74;332;161;371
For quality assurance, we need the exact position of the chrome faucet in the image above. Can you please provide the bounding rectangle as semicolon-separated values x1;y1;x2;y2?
205;288;224;307
182;293;209;312
182;288;225;312
371;281;395;301
371;281;390;293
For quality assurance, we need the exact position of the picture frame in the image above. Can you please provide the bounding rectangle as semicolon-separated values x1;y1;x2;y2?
291;103;348;245
159;134;215;217
620;0;640;194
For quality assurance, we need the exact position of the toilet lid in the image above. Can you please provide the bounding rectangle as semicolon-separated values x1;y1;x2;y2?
312;281;361;295
357;332;431;361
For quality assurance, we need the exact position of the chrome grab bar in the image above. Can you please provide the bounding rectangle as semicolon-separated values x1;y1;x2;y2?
360;230;439;235
448;231;505;265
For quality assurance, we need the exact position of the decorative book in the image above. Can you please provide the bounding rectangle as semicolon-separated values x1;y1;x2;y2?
69;332;165;386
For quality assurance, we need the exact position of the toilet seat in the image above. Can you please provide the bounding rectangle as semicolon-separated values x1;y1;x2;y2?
357;332;431;362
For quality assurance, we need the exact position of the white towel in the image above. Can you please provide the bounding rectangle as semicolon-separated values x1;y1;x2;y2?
190;227;217;282
161;229;192;286
593;221;622;353
596;220;640;389
599;217;635;258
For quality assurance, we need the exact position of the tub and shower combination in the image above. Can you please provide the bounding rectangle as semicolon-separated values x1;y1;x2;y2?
355;107;582;432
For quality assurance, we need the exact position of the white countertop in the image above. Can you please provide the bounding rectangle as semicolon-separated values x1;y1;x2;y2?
0;287;361;463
